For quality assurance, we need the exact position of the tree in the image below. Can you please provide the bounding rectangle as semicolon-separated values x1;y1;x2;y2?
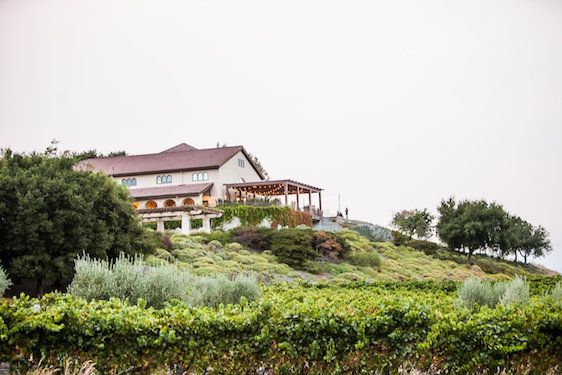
0;149;147;295
391;209;434;239
436;198;507;264
248;153;270;180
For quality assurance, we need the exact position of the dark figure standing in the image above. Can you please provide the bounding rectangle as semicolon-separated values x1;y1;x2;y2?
345;207;349;219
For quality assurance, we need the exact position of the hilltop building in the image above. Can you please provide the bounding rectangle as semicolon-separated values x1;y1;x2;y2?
77;143;323;233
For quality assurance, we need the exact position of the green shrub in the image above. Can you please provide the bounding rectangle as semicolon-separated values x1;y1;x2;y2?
195;230;234;245
499;276;530;306
232;227;274;251
392;230;411;246
348;251;381;268
224;242;245;252
206;240;223;253
270;229;317;270
404;239;440;252
552;281;562;304
457;278;500;308
188;274;261;307
67;254;192;308
314;231;348;260
0;265;12;297
154;248;174;261
457;276;530;308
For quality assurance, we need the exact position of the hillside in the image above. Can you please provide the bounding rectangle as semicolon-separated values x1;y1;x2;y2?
146;228;552;283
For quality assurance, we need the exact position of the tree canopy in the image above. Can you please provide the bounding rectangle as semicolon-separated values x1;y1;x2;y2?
391;209;434;239
436;197;552;263
0;148;146;295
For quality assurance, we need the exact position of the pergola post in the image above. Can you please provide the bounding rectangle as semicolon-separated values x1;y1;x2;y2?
180;213;191;234
296;187;300;211
308;190;312;212
202;216;211;233
318;191;322;211
156;220;165;232
284;182;288;206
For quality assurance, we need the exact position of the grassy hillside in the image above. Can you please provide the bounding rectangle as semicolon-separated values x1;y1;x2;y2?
146;228;550;283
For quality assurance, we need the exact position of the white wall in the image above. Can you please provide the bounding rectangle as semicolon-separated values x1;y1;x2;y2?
215;150;263;199
115;150;262;204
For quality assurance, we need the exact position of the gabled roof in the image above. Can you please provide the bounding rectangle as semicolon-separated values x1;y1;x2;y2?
76;144;265;179
160;143;197;153
129;183;213;199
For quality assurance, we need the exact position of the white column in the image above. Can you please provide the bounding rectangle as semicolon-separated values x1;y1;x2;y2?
156;220;165;232
180;213;191;234
202;216;211;233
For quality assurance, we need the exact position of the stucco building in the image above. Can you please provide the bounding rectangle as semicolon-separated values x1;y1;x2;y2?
77;143;323;233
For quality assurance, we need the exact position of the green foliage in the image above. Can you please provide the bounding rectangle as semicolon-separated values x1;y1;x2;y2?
188;274;262;307
457;276;530;308
392;208;434;239
348;251;381;268
0;149;149;294
270;229;318;270
352;224;393;242
1;281;561;374
0;265;11;297
551;281;562;304
499;276;530;306
313;230;349;260
232;226;274;251
404;239;441;252
67;254;192;308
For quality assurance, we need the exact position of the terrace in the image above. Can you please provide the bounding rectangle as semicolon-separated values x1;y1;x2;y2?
224;179;323;220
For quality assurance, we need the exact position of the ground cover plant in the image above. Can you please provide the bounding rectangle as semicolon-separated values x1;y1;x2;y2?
1;278;560;374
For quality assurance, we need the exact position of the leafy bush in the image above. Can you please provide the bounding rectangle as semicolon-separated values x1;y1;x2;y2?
348;251;381;268
2;283;561;374
457;276;530;308
314;231;348;260
195;230;234;245
404;239;440;252
188;274;261;307
457;278;503;308
392;230;411;246
499;276;530;306
67;254;192;308
551;281;562;304
0;265;12;297
270;229;317;270
232;227;274;251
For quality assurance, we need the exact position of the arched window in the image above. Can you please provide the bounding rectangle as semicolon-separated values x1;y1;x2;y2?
156;176;162;184
130;178;137;186
192;173;197;181
166;175;172;183
203;172;208;181
132;201;139;209
164;199;176;207
145;200;157;209
182;198;195;206
121;179;127;185
197;172;203;181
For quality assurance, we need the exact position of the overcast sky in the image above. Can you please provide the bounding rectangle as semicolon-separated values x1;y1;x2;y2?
1;0;561;271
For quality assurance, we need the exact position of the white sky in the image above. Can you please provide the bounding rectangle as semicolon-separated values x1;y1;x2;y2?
1;0;561;271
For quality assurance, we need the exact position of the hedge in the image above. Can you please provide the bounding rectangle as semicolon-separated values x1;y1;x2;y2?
1;281;561;374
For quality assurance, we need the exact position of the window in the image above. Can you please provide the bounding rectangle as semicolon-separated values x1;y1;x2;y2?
121;178;137;187
191;172;209;182
156;175;172;184
238;158;245;168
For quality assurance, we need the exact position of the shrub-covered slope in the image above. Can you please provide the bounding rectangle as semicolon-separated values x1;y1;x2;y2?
147;229;549;283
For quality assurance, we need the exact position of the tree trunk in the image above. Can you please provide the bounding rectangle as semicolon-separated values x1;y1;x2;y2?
36;279;44;297
467;250;474;265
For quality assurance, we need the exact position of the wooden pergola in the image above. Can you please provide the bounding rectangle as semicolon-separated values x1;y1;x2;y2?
224;179;323;213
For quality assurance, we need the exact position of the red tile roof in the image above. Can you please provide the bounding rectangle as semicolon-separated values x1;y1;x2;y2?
129;183;213;199
77;145;264;178
160;143;198;153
